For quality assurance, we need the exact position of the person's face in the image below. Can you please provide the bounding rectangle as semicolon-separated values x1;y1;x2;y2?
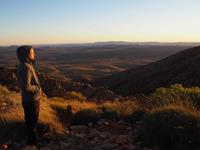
29;48;35;61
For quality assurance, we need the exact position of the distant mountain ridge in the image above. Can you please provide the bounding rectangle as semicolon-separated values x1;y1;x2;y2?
3;41;199;48
37;41;200;48
92;46;200;96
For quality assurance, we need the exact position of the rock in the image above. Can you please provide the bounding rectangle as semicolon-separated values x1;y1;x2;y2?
0;66;122;101
99;131;109;139
143;147;153;150
118;119;128;124
13;142;21;148
88;139;97;146
122;144;137;150
153;146;161;150
5;140;12;145
93;136;100;143
97;119;109;125
94;143;118;150
104;136;115;143
70;125;88;132
130;145;141;150
60;141;71;149
88;129;100;138
88;122;93;127
24;145;39;150
136;121;143;125
115;135;130;145
40;148;51;150
65;129;70;135
5;119;136;150
126;127;132;130
67;136;82;144
1;144;8;150
75;133;87;138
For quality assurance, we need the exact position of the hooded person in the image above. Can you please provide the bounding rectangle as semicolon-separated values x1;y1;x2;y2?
16;45;42;147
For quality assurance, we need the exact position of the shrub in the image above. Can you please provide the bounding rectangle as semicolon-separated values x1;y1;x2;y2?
0;85;10;96
112;99;138;117
100;106;120;120
72;109;101;125
0;85;15;107
65;91;86;101
138;105;200;150
123;109;147;124
141;84;200;109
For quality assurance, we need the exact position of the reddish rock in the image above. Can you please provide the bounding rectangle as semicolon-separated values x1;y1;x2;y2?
0;66;122;101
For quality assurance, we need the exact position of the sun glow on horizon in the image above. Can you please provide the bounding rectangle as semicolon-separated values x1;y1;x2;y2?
1;0;200;45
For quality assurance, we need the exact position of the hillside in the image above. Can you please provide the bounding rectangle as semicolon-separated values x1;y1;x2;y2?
2;46;200;149
92;46;200;96
0;84;142;150
1;83;200;150
0;66;122;101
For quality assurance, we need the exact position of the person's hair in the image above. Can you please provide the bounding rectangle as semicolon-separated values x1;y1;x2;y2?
16;45;33;62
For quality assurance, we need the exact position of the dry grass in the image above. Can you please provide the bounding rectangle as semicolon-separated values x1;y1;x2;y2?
0;86;65;143
49;97;139;126
49;97;138;119
100;99;138;116
3;83;200;147
49;97;98;113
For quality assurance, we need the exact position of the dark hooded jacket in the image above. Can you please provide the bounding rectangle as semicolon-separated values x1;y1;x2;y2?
17;46;41;102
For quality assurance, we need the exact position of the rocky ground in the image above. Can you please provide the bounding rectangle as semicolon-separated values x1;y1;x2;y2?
0;66;122;101
1;119;154;150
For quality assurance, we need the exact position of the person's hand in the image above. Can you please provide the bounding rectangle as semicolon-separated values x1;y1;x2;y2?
40;88;47;98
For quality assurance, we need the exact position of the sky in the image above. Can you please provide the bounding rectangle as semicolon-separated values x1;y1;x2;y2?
0;0;200;45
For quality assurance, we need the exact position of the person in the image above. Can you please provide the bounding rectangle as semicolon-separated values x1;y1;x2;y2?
16;45;42;147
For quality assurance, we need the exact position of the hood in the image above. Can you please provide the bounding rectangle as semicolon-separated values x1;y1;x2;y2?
16;45;34;65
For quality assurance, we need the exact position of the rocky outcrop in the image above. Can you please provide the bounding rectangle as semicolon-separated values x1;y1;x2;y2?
0;66;122;101
3;120;142;150
0;66;19;91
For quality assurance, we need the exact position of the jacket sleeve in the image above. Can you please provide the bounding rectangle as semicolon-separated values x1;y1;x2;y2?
20;66;41;93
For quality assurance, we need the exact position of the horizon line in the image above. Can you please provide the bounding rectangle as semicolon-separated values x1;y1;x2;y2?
1;41;200;47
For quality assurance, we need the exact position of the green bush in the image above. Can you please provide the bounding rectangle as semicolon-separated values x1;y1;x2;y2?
72;109;101;125
138;105;200;150
142;84;200;109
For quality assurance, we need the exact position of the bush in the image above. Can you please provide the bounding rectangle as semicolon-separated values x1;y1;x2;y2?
123;109;147;124
0;85;10;96
138;105;200;150
113;99;137;117
142;84;200;109
65;91;86;101
72;109;101;125
100;106;120;120
0;86;16;109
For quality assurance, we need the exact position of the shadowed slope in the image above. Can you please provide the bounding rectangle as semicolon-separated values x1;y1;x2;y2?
92;46;200;96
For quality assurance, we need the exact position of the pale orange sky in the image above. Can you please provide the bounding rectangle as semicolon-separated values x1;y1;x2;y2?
1;0;200;45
